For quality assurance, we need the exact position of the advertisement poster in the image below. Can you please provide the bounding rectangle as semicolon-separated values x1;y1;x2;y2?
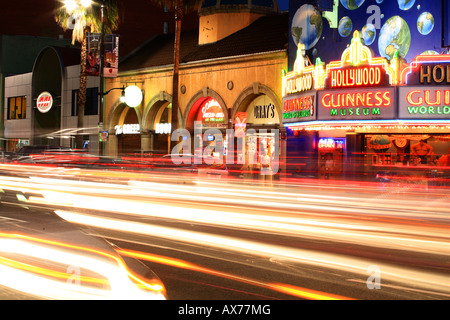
288;0;447;71
86;33;100;76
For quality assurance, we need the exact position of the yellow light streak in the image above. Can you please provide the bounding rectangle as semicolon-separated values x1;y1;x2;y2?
0;232;166;300
117;249;354;300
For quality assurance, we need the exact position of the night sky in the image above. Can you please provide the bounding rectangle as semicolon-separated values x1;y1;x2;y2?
0;0;289;57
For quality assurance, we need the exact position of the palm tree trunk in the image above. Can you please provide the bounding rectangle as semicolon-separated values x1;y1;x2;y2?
76;28;87;150
170;0;183;153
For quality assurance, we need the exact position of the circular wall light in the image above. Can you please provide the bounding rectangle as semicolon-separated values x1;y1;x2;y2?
124;85;143;107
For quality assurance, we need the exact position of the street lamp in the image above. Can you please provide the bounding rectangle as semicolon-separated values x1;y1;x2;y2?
63;0;92;13
102;85;143;107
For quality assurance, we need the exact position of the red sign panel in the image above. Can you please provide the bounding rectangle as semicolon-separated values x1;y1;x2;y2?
234;112;247;137
36;91;53;113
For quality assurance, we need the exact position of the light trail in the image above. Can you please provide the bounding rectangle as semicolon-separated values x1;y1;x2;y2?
0;232;166;300
0;163;448;299
117;249;354;300
53;209;450;297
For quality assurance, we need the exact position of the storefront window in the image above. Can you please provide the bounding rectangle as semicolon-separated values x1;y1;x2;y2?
71;88;99;116
7;96;26;120
365;134;450;167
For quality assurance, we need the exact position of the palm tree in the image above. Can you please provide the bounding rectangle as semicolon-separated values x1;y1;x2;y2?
150;0;203;151
55;0;119;149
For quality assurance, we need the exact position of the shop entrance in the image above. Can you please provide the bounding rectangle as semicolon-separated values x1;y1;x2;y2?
187;96;227;161
318;137;345;178
153;103;172;155
115;108;141;155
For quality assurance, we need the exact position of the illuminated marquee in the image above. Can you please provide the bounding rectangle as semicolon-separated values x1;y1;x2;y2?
282;43;319;123
282;93;315;122
282;43;323;96
316;31;397;121
318;88;396;120
399;54;450;119
399;87;450;119
319;31;398;89
400;54;450;85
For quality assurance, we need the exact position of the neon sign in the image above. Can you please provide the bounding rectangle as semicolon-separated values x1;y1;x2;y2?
406;90;450;106
318;87;396;120
318;138;344;150
282;43;321;96
115;124;140;135
199;99;225;122
319;31;398;89
420;65;450;84
321;90;391;108
399;87;450;119
282;93;316;122
400;54;450;85
155;123;171;134
330;66;382;88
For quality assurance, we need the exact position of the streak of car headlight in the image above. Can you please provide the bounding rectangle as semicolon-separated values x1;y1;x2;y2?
0;233;166;300
53;210;450;296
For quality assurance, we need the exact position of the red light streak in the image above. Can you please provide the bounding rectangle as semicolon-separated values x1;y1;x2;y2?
117;249;355;300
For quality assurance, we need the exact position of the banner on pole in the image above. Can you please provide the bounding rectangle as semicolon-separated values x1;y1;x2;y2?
86;33;119;78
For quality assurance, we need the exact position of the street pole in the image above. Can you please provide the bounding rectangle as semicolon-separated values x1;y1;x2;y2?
99;0;105;156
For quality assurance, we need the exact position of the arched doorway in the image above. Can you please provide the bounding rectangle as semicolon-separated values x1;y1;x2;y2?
141;92;182;155
184;89;228;158
106;100;142;157
231;83;284;175
116;108;141;155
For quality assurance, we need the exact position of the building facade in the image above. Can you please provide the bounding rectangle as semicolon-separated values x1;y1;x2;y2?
3;46;100;152
282;0;450;180
103;0;288;174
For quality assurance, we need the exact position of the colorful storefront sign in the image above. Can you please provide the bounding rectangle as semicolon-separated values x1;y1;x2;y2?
282;92;316;122
316;31;398;121
318;87;396;120
282;43;320;123
247;95;279;125
399;55;450;119
36;91;53;113
196;98;225;125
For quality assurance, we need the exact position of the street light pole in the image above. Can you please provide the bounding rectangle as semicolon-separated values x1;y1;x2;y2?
99;0;105;155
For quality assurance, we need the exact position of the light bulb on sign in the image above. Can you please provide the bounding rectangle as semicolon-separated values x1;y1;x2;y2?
124;86;143;108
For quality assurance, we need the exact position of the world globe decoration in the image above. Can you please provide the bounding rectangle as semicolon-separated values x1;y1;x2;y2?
378;16;411;61
362;24;376;45
291;4;323;50
420;50;439;55
368;135;392;153
340;0;365;10
338;16;353;38
398;0;415;11
417;12;434;35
